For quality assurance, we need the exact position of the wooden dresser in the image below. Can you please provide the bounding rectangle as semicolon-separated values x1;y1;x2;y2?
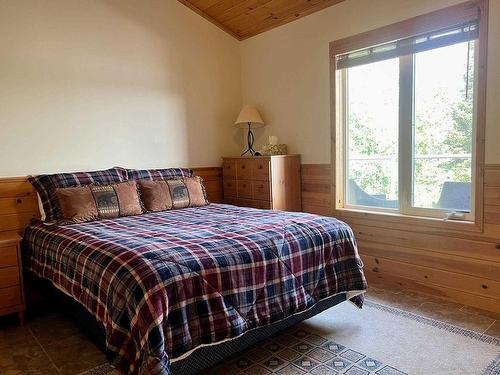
222;155;301;211
0;232;25;325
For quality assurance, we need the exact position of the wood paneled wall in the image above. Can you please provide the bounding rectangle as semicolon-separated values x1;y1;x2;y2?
301;164;500;313
193;167;223;203
301;164;332;216
0;167;223;236
3;164;498;312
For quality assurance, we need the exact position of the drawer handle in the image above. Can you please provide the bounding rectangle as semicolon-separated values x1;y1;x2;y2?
241;165;246;169
258;165;263;169
17;199;22;204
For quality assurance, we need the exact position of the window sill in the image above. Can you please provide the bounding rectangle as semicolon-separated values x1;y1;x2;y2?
333;207;483;234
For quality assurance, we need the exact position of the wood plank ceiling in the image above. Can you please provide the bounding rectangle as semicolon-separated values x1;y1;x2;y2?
178;0;346;40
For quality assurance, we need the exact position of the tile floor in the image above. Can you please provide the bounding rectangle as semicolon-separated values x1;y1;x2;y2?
0;285;498;375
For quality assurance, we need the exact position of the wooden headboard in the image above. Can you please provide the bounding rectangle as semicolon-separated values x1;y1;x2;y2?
0;167;222;236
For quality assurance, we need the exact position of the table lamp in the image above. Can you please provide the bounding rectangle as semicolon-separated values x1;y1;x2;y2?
234;105;265;156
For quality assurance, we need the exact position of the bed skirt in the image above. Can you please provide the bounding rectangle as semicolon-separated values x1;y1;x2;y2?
31;275;347;375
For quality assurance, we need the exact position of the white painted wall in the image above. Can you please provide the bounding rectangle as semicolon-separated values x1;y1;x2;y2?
0;0;242;176
240;0;500;164
1;0;498;175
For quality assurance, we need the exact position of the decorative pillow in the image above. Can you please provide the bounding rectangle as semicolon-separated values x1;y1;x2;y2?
138;180;172;212
56;186;98;223
55;181;143;223
138;176;208;212
127;167;193;181
28;167;128;222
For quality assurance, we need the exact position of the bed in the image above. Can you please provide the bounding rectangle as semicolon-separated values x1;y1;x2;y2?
23;203;367;375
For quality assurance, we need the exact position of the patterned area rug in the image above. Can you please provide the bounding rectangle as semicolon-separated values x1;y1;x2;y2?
79;332;406;375
204;326;406;374
81;300;500;375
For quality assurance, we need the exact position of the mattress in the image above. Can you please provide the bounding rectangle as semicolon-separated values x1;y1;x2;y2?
23;203;367;375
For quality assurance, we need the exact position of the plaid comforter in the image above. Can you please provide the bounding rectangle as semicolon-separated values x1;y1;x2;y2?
23;204;367;375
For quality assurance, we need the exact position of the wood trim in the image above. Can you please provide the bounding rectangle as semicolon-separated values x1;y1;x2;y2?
337;211;500;248
329;0;482;56
329;0;489;233
335;208;482;234
474;0;489;232
330;47;339;216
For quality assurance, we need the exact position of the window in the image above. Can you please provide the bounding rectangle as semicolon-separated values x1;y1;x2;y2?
331;1;487;224
345;58;400;210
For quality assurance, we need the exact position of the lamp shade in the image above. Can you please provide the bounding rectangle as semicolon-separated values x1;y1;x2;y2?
234;105;265;128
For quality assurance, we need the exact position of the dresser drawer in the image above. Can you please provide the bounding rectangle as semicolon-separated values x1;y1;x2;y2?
222;155;301;213
0;246;18;267
237;180;253;199
0;285;22;308
223;179;237;198
236;198;252;208
0;267;19;288
237;160;252;180
236;198;271;210
252;159;270;181
251;199;271;210
222;160;237;179
223;197;238;206
252;181;271;200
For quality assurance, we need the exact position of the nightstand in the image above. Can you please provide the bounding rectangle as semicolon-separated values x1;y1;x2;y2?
0;232;25;325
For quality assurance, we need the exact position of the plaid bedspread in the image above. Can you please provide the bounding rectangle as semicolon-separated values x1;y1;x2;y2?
23;204;367;375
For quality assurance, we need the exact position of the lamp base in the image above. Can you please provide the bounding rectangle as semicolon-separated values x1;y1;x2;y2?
241;122;256;156
240;147;256;157
240;149;255;156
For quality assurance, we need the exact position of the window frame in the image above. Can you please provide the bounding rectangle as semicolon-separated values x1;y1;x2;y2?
330;0;488;232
